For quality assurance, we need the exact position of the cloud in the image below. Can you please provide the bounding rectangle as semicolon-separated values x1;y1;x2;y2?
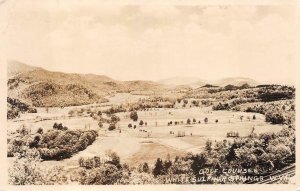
2;1;296;84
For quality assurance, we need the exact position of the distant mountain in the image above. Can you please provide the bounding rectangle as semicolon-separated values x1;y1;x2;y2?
7;61;169;107
159;77;207;88
159;76;258;88
212;77;258;87
7;61;261;107
7;60;43;78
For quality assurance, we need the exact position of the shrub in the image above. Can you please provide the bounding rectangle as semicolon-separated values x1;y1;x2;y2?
110;115;120;123
204;117;208;124
187;118;191;125
192;118;196;123
139;120;144;126
36;128;43;134
108;123;116;131
53;123;68;131
130;111;138;121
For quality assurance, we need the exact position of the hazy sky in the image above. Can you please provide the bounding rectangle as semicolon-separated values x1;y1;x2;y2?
0;0;297;84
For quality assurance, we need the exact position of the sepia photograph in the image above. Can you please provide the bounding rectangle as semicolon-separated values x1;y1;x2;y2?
1;0;299;189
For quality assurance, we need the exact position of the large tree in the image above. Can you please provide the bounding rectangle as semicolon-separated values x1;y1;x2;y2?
130;111;138;121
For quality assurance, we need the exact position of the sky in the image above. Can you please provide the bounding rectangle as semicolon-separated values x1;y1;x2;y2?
0;0;297;84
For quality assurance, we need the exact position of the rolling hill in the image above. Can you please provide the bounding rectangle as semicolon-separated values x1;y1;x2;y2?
7;61;169;107
7;61;260;108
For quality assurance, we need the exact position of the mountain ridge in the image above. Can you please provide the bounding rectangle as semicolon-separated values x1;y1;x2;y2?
7;61;169;107
158;76;259;88
7;61;264;107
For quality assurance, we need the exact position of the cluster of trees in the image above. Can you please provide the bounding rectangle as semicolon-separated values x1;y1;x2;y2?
7;97;37;119
234;100;295;126
70;107;121;131
257;86;295;102
128;123;136;129
189;85;294;106
175;99;200;108
36;129;98;160
227;131;239;137
167;117;210;126
128;123;147;129
53;122;68;131
25;82;107;107
7;126;33;157
69;108;92;117
8;125;98;161
102;106;126;115
168;121;184;126
72;151;124;185
212;98;257;111
9;148;68;185
212;85;295;110
138;120;147;126
103;114;120;131
211;85;295;126
122;99;175;112
265;110;294;125
148;128;295;184
78;156;102;169
9;125;295;185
